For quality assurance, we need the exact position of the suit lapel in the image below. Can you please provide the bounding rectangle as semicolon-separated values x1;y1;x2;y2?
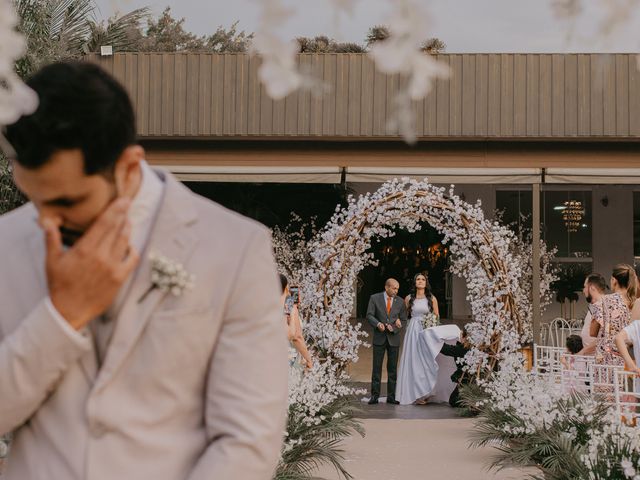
392;296;402;315
92;172;199;393
378;293;388;320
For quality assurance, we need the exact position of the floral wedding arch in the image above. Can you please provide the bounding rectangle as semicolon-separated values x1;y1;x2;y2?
291;178;535;376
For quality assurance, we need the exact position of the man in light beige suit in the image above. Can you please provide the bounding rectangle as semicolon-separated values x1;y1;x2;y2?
0;61;288;479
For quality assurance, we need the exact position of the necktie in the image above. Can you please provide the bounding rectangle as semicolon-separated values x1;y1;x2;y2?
386;296;392;314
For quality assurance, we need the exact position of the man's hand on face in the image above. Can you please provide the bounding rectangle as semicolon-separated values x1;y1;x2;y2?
43;198;140;330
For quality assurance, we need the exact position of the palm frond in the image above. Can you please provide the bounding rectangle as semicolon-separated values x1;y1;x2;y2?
14;0;95;76
50;0;94;54
275;397;364;480
86;7;149;53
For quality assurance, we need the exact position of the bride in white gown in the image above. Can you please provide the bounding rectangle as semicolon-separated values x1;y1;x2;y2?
396;273;441;405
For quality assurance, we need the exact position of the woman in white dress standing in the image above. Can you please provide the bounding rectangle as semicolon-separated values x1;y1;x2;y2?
396;272;440;405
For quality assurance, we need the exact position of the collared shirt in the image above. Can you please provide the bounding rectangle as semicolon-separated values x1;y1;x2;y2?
580;310;597;350
46;161;164;363
383;292;394;314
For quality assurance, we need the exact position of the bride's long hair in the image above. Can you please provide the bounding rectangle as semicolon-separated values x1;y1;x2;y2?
407;272;433;318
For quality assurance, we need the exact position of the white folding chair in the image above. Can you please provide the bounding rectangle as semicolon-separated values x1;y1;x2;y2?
589;362;625;406
533;345;565;383
547;317;572;348
560;353;594;394
614;369;640;426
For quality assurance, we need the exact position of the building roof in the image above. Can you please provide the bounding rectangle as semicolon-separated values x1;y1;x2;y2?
90;53;640;141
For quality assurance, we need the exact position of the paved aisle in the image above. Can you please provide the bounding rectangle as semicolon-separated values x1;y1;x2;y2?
316;418;534;480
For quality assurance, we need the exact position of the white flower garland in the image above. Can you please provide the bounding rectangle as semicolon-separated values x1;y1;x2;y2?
283;178;528;378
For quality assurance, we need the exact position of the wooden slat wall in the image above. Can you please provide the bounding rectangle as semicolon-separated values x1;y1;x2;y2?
88;52;640;139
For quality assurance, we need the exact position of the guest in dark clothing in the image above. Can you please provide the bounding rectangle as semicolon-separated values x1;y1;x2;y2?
566;334;584;354
440;328;471;408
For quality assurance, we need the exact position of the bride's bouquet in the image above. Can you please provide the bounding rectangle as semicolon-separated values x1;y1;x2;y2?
421;312;439;330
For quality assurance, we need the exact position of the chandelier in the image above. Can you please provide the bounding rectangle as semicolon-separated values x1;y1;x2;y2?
562;200;584;232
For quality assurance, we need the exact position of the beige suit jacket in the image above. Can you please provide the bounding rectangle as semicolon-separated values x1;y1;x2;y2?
0;171;288;479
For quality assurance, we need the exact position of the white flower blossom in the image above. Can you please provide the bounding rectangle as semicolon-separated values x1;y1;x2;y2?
0;0;38;128
145;251;195;298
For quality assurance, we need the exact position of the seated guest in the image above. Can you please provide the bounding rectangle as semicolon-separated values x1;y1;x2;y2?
562;335;589;393
566;334;584;354
561;334;585;369
439;328;471;408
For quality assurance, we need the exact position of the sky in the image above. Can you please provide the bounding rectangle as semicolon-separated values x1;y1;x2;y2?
94;0;640;53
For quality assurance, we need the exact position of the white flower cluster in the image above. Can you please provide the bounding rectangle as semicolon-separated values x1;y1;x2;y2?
583;410;640;480
148;251;195;297
477;355;640;478
0;0;38;127
287;359;364;426
507;228;558;343
250;0;448;144
272;213;318;287
251;0;302;100
477;355;570;434
421;311;439;330
368;0;449;143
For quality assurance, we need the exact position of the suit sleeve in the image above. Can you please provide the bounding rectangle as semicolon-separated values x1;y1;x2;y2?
440;342;466;359
399;300;408;325
366;296;379;329
187;227;288;480
0;299;92;435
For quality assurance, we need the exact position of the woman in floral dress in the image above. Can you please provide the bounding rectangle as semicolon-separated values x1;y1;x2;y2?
590;264;637;392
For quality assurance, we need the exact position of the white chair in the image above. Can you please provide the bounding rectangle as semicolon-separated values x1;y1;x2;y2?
614;369;640;426
533;345;566;383
589;362;625;406
546;317;573;348
560;353;594;394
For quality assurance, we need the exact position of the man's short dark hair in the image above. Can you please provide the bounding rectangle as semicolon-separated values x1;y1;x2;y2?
585;273;607;293
5;61;136;175
566;335;584;354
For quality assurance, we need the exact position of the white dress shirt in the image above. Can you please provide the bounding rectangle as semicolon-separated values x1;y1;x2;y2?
45;161;164;363
580;310;597;351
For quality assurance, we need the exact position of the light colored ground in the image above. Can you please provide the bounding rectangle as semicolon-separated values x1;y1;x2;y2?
316;418;536;480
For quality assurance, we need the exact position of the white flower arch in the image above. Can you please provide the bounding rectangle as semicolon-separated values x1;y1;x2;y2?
296;178;528;376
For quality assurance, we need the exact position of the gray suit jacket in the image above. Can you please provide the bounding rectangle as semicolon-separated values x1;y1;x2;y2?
366;292;408;347
0;170;288;480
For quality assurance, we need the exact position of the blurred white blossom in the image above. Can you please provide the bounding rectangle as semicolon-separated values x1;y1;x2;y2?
0;0;38;127
251;0;302;100
368;0;449;142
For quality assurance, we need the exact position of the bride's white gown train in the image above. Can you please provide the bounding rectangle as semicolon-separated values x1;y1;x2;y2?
396;297;459;405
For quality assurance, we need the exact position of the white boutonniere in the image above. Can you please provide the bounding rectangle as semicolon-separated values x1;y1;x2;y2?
138;251;195;303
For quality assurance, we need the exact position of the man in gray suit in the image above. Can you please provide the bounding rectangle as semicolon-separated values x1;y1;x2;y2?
366;278;407;404
0;61;287;480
